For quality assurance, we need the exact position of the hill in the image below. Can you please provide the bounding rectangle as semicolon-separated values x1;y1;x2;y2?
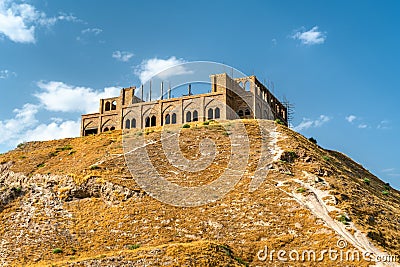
0;119;399;266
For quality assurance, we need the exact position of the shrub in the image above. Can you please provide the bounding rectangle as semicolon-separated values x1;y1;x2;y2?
203;121;210;125
56;145;73;152
280;151;298;163
12;186;22;193
363;178;370;185
37;163;45;168
296;187;306;193
52;248;63;254
384;183;391;191
219;244;232;256
337;214;349;225
223;131;230;136
182;124;190;128
309;137;317;144
382;190;389;196
48;151;58;157
275;119;284;125
17;142;26;149
90;165;100;170
127;244;140;250
322;156;330;161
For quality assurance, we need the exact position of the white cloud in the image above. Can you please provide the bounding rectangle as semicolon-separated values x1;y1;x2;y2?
0;79;122;150
382;168;395;173
112;50;134;62
81;28;102;35
358;124;368;129
56;12;79;23
35;81;120;114
345;115;357;123
77;28;103;43
293;115;330;131
18;119;80;143
0;69;16;79
0;105;80;147
134;56;193;84
271;38;277;47
381;168;400;177
292;26;326;45
377;120;391;130
0;103;39;144
0;0;79;43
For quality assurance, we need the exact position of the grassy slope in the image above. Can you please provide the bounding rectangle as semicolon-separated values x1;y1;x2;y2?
0;119;399;266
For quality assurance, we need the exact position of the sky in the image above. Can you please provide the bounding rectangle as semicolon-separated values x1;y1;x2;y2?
0;0;399;188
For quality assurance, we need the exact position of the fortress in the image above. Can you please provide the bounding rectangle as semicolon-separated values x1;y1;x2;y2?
80;73;287;136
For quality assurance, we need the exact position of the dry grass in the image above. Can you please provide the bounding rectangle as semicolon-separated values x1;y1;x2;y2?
0;120;399;266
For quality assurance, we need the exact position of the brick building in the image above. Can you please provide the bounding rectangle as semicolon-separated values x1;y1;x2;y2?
80;73;287;136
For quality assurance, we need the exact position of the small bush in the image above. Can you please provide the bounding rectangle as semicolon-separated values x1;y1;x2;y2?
275;119;284;125
145;130;154;135
296;187;306;193
203;121;210;125
17;142;26;149
309;137;317;144
52;248;63;254
12;186;22;193
322;156;330;161
37;163;45;168
20;155;26;159
49;151;58;157
363;178;370;185
127;244;140;250
384;183;391;191
280;151;298;163
136;131;143;136
382;190;389;196
182;124;190;128
219;244;232;256
223;131;230;136
337;214;349;225
90;165;100;170
56;145;73;152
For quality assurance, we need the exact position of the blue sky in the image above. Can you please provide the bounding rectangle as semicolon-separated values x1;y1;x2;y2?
0;0;399;188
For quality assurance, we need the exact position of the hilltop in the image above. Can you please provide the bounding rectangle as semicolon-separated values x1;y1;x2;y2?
0;119;399;266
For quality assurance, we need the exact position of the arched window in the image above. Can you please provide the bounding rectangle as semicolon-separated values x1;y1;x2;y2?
125;119;131;129
245;109;251;116
238;110;243;117
186;111;192;122
165;114;170;124
145;117;150;127
151;115;156;127
105;101;111;111
110;126;115;131
104;127;109;132
208;108;213;120
215;107;220;119
244;81;251;91
172;113;177;124
131;118;136;128
111;100;117;110
193;110;198;121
